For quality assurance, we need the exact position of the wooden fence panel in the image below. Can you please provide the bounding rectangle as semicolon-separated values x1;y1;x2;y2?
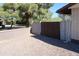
41;22;60;39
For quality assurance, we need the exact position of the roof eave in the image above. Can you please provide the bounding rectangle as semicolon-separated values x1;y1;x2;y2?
56;3;76;14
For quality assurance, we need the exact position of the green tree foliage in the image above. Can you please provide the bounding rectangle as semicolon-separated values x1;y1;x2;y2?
17;3;53;27
3;3;19;11
2;3;53;27
0;4;19;28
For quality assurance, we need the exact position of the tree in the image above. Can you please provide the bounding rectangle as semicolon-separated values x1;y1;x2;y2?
18;4;38;27
2;3;19;28
32;3;53;22
2;3;53;27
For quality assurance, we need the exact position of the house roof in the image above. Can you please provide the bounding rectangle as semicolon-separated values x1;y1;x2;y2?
56;3;76;14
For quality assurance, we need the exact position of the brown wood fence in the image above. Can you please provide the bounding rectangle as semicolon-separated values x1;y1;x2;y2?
41;22;60;39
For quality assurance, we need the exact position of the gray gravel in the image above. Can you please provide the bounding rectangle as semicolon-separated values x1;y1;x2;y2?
0;28;79;56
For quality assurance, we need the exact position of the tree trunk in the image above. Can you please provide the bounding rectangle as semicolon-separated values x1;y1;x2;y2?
25;18;30;27
10;21;13;28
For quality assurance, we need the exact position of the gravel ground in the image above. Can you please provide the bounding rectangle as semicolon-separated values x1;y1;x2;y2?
0;28;79;56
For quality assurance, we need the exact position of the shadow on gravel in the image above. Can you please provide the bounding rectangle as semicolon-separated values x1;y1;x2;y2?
31;34;79;54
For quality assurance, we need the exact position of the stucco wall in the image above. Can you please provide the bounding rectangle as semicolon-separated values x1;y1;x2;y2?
71;8;79;40
31;23;41;35
60;15;71;42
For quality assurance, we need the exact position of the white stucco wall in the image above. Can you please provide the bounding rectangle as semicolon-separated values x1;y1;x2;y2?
60;15;71;42
31;23;41;35
71;8;79;40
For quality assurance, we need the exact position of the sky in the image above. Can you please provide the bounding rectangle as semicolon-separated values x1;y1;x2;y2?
49;3;68;18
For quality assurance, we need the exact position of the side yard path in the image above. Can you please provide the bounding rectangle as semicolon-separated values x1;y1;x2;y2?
0;28;79;55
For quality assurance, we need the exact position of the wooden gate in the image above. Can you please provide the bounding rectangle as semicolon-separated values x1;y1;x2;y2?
41;22;60;39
